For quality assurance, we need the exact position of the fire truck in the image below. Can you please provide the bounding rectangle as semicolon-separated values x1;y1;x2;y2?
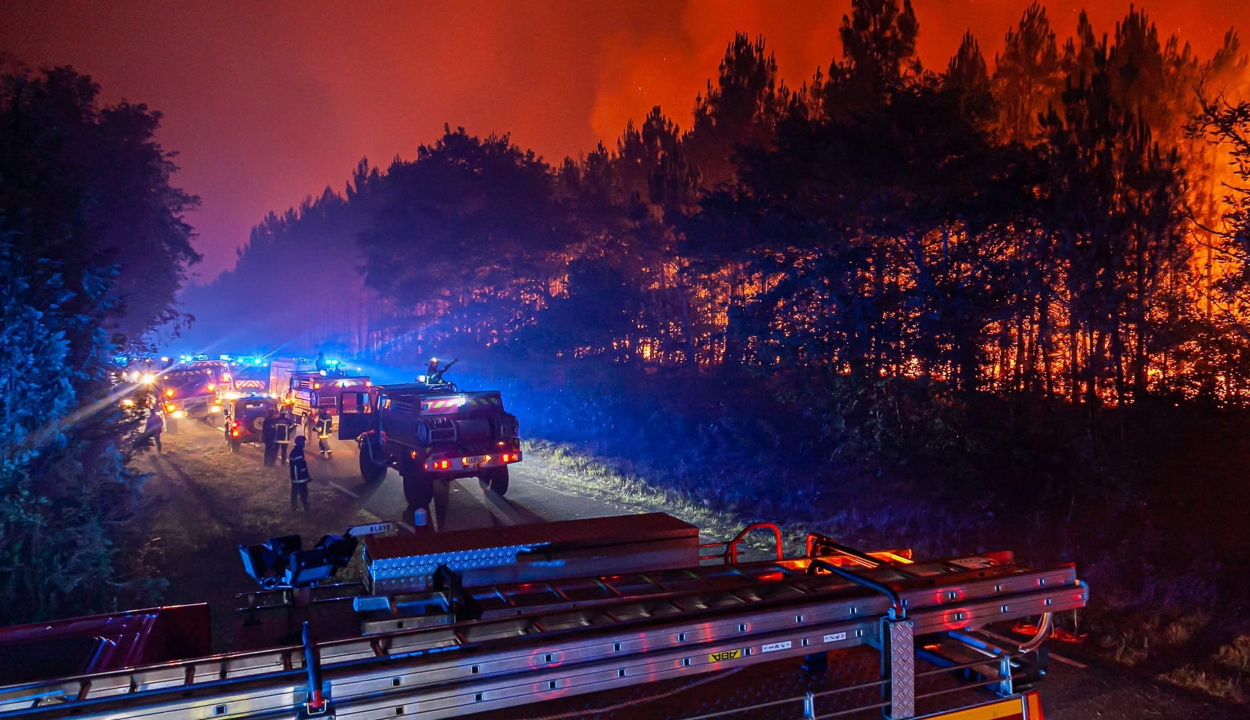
285;369;372;419
0;514;1087;720
338;375;521;507
228;356;272;394
156;360;232;425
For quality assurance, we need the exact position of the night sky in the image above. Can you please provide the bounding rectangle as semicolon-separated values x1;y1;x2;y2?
1;0;1243;282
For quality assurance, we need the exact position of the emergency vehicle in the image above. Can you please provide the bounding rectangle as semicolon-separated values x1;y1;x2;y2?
222;394;281;452
339;373;520;507
286;369;372;419
0;514;1087;720
228;356;272;394
156;362;231;423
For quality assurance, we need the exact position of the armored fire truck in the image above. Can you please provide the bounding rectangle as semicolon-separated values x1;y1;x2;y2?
0;514;1088;720
339;378;521;507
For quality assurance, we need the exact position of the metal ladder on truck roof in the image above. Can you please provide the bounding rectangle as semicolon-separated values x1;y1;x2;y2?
0;546;1087;720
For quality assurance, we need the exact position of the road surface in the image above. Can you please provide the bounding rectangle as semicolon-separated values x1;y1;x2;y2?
146;418;1249;720
180;413;634;531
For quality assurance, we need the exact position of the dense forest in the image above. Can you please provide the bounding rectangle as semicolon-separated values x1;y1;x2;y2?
182;1;1250;691
0;65;199;621
188;1;1250;407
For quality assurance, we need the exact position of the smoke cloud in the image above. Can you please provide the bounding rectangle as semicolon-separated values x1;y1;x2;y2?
1;1;1243;280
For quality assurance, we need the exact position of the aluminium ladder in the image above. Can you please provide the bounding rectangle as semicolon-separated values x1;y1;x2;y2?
0;548;1086;720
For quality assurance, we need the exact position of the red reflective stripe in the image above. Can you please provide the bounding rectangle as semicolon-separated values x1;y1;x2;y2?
1025;691;1043;720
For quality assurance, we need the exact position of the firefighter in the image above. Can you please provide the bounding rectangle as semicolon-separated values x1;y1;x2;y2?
261;409;280;467
276;408;295;464
289;436;311;511
315;351;327;372
315;408;333;459
143;408;165;453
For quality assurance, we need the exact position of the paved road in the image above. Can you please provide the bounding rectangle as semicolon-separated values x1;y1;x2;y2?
181;416;630;532
167;418;1250;720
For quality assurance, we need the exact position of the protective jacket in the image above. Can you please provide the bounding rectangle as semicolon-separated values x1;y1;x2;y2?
289;446;310;483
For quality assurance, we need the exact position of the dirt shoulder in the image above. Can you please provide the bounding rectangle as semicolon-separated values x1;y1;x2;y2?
133;422;382;641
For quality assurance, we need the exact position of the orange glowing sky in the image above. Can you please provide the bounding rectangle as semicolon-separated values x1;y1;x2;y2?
1;1;1244;281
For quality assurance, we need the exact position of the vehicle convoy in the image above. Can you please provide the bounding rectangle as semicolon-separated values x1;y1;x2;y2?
0;514;1088;720
221;394;280;452
338;368;520;507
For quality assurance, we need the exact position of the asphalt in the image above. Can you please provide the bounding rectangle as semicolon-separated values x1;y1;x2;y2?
168;417;1250;720
190;416;631;533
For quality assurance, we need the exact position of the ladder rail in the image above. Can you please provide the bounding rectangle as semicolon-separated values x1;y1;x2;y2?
0;560;1078;711
1;586;1080;720
0;565;1085;715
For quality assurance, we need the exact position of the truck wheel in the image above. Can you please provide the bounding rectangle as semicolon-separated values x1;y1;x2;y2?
359;436;387;483
481;466;509;497
402;471;434;508
230;439;241;453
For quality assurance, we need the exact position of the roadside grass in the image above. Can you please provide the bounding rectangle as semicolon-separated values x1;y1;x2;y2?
522;440;982;567
1160;666;1246;703
1158;633;1250;703
520;437;1250;707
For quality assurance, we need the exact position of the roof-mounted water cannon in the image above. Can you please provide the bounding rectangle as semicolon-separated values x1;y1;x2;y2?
418;357;459;387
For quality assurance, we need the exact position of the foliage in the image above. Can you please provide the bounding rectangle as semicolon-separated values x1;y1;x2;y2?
0;66;196;621
189;2;1250;407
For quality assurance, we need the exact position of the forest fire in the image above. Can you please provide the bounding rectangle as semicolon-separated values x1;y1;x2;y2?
160;4;1250;408
8;1;1250;715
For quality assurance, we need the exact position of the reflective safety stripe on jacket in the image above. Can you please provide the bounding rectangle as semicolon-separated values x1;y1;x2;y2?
289;449;310;483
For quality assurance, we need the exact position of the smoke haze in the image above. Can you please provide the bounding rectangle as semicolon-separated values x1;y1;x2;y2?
1;0;1243;280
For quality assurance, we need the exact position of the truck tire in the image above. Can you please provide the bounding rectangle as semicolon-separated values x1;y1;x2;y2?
402;471;434;508
481;466;509;497
230;439;241;454
358;435;387;483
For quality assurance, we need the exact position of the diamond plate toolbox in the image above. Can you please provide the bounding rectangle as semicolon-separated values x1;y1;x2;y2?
363;513;700;593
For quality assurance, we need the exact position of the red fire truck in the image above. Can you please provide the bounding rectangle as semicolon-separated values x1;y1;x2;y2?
156;360;232;425
285;370;372;419
0;514;1086;720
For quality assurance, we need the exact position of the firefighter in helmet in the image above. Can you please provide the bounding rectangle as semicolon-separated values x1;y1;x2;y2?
314;408;333;459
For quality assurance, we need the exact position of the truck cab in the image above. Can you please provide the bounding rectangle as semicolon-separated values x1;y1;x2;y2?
158;365;228;423
285;370;371;420
339;382;521;508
